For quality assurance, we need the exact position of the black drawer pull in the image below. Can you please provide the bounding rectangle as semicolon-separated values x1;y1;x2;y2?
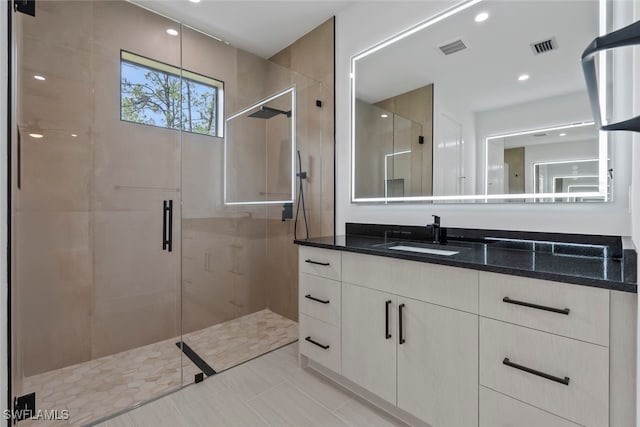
503;357;570;386
305;259;330;266
385;300;392;339
503;297;570;315
305;336;330;350
305;294;330;304
398;303;406;344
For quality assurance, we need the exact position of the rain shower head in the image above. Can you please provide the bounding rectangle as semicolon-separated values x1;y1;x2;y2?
248;105;292;119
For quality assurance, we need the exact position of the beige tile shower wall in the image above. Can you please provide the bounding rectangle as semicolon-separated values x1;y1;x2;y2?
17;1;94;376
181;216;268;334
17;1;186;374
180;26;272;335
91;1;182;359
266;18;335;321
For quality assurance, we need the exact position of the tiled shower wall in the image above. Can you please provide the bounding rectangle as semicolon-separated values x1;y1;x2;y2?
17;0;334;377
265;19;335;321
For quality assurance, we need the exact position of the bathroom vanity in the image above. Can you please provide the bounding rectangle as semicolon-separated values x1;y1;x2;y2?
295;225;636;427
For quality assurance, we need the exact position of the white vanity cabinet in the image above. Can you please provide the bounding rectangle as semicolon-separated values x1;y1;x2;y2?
297;245;636;427
342;283;397;403
298;246;342;373
478;272;637;427
341;252;479;427
396;297;478;427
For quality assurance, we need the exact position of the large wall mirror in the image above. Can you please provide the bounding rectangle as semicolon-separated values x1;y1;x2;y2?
351;0;611;203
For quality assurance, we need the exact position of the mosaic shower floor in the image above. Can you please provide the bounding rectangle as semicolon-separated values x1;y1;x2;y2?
21;309;298;426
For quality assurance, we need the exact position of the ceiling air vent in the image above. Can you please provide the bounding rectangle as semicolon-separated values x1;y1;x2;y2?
530;37;557;55
439;39;467;56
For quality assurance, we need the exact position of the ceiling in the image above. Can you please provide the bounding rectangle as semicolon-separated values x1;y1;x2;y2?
131;0;352;58
501;123;597;149
355;0;599;114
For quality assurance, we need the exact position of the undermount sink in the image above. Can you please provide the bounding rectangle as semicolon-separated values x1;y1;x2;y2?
387;245;460;256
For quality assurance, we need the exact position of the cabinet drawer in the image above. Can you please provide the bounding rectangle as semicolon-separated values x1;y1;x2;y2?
299;314;340;373
479;272;609;346
299;273;340;326
480;318;608;427
299;246;341;281
480;386;580;427
342;252;478;313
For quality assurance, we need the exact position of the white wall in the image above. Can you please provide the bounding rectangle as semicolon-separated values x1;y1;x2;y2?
1;0;8;413
336;1;632;236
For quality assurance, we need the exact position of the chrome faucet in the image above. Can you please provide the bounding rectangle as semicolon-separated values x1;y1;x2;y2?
429;215;446;244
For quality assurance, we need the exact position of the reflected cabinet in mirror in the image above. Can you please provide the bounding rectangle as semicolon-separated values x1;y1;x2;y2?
351;0;611;203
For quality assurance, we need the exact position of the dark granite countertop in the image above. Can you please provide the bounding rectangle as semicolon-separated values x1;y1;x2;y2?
295;234;637;293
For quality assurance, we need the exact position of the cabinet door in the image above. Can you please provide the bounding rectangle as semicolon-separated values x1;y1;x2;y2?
342;283;397;404
397;298;478;427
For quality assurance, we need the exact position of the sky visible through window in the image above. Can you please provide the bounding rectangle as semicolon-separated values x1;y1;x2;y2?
120;56;221;137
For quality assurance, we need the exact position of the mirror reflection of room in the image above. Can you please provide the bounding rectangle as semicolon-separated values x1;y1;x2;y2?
355;85;433;199
352;0;608;203
486;122;599;201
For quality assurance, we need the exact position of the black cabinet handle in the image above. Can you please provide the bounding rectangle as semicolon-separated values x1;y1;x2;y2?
398;303;405;344
163;200;173;252
305;294;329;304
305;336;330;350
305;259;330;266
502;297;570;315
503;357;570;386
385;300;392;339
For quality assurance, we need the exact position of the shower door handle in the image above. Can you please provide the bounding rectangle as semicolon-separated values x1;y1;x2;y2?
163;200;173;252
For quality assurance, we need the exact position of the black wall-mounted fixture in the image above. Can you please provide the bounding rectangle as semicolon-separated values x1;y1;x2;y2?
582;20;640;132
281;202;293;221
14;0;35;16
248;105;291;119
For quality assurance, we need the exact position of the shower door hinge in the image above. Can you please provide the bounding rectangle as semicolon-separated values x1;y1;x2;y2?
12;392;35;423
14;0;35;17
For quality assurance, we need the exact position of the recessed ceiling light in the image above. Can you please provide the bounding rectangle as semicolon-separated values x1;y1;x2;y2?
474;12;489;23
224;41;231;45
189;0;201;2
380;114;389;118
29;133;43;139
559;133;567;136
33;75;46;81
166;28;179;36
71;134;78;138
518;74;530;81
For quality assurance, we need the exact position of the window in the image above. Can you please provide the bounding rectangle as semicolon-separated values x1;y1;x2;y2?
120;51;224;137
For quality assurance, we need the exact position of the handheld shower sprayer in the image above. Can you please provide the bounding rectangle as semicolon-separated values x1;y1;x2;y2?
294;150;309;240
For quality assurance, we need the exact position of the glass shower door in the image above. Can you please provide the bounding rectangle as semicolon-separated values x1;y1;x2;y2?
11;1;183;424
179;23;331;375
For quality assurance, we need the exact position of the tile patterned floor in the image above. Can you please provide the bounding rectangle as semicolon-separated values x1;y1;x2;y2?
95;343;409;427
184;308;299;372
20;309;297;427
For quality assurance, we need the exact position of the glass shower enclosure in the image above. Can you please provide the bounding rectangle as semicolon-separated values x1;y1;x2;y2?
9;1;333;425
